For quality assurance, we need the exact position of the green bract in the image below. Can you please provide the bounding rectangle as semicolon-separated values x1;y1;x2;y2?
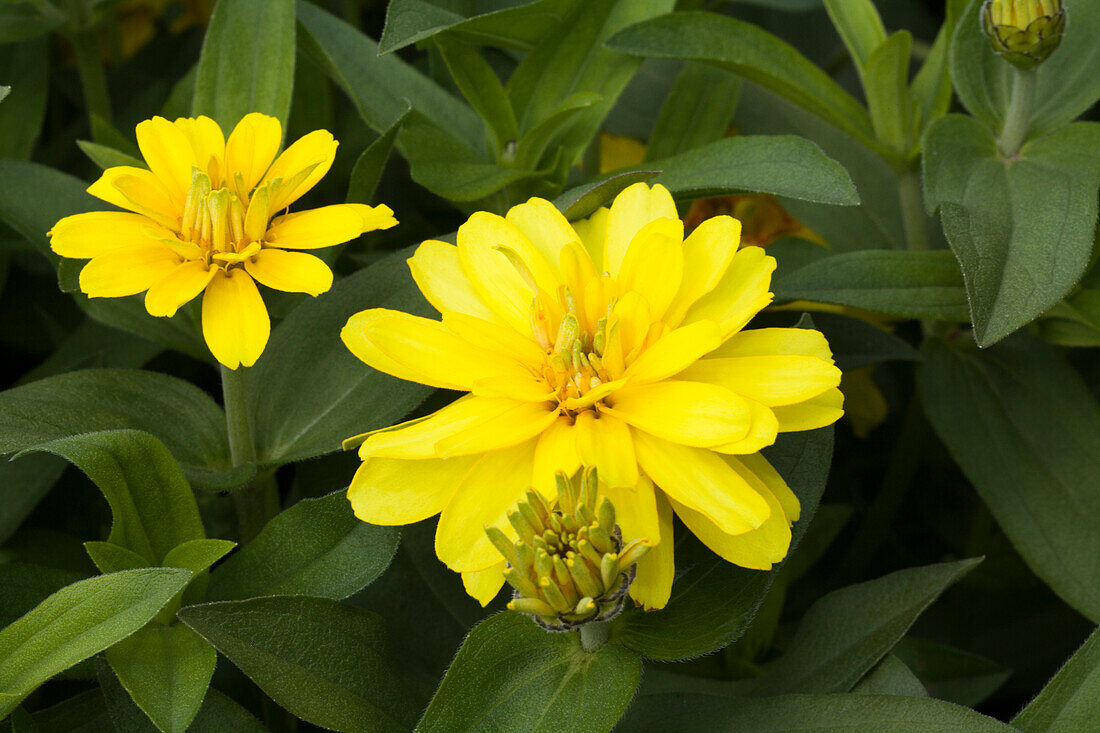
982;0;1067;69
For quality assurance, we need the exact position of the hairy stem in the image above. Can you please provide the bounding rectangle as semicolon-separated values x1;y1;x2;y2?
897;168;929;252
579;621;609;652
999;68;1035;158
221;365;278;543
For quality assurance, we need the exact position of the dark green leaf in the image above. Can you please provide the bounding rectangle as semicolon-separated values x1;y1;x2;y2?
894;638;1010;708
823;0;886;75
84;542;150;574
0;564;84;628
0;369;233;490
436;35;517;152
0;39;47;159
416;611;641;732
614;427;833;660
606;11;878;150
911;0;963;126
76;140;145;170
649;134;858;205
24;429;205;565
379;0;572;54
346;105;411;206
191;0;295;131
0;453;66;544
808;311;920;372
208;489;397;600
0;3;64;44
863;31;915;161
0;160;98;260
1013;626;1100;732
0;568;192;717
853;655;928;697
248;248;434;466
747;558;981;694
645;61;740;162
105;624;215;733
918;336;1100;624
25;689;110;733
552;170;660;222
773;250;969;321
617;692;1014;731
179;596;416;732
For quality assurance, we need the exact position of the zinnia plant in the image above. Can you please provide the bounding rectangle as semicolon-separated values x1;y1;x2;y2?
341;182;843;608
48;113;396;368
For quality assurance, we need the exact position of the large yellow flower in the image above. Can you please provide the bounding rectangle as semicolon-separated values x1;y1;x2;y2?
341;183;843;609
49;113;396;369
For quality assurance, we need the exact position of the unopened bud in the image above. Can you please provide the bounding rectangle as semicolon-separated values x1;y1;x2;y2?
982;0;1066;69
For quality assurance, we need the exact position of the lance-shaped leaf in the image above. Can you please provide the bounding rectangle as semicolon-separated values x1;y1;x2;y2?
1013;627;1100;732
0;38;48;159
379;0;574;54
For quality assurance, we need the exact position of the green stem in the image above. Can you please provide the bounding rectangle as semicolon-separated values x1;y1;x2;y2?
897;168;929;252
579;621;609;652
998;68;1035;158
67;0;112;126
221;365;278;543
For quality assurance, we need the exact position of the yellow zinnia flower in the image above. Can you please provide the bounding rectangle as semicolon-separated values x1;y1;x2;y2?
49;113;397;369
341;183;843;609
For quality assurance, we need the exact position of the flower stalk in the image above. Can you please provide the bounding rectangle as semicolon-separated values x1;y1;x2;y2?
999;68;1036;157
221;364;276;543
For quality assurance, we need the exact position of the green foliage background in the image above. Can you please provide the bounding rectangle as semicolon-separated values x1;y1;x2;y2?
0;0;1098;730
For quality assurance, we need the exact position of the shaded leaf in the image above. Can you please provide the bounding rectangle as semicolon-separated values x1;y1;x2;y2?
1014;626;1100;732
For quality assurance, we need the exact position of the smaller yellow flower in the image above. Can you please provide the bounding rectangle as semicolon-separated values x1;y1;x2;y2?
50;113;396;369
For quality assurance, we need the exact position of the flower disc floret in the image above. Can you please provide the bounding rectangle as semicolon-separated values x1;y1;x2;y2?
49;113;397;369
341;183;844;610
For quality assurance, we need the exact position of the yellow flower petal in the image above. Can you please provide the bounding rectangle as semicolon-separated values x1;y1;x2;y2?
670;479;791;570
459;211;558;298
201;268;270;369
355;203;398;232
434;401;559;458
436;441;538;572
629;489;674;610
457;234;535;334
409;241;499;322
531;416;581;496
348;454;479;525
135;116;196;206
471;373;555;402
680;354;842;407
617;217;684;321
623;320;721;384
633;430;771;535
574;411;637;489
604;183;677;277
574;206;609;270
603;380;751;447
265;205;366;250
49;212;170;259
175;115;226;183
442;312;545;368
712;327;834;361
341;309;526;391
773;388;846;432
79;245;182;298
711;398;779;455
225;112;282;193
603;474;661;546
504;197;580;279
735;452;800;523
682;246;776;337
665;215;741;326
144;260;216;317
88;166;179;229
462;563;506;607
244;248;333;296
262;129;338;211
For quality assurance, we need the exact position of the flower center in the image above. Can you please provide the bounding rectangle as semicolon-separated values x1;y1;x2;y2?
178;168;268;267
533;300;613;410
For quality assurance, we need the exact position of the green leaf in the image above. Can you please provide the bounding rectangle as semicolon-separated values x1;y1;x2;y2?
436;35;518;153
0;39;47;159
379;0;573;54
76;140;146;170
852;655;928;697
179;596;416;732
0;368;234;491
863;31;916;161
512;92;600;171
0;568;192;717
21;689;110;732
805;311;920;372
613;427;833;661
0;3;64;44
917;336;1100;624
747;558;981;694
105;624;215;733
346;104;411;206
645;61;741;162
0;564;85;628
507;0;675;174
0;453;66;544
416;611;641;732
823;0;886;75
1013;627;1100;732
84;542;150;574
894;638;1010;708
248;248;434;466
649;134;858;205
924;117;1100;345
552;170;660;221
773;250;969;321
617;692;1014;731
163;539;237;577
0;160;99;260
208;489;397;601
911;0;964;126
606;11;878;151
191;0;295;131
23;430;205;565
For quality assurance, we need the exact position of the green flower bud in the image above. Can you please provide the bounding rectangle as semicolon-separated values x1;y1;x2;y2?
495;467;649;631
982;0;1066;69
